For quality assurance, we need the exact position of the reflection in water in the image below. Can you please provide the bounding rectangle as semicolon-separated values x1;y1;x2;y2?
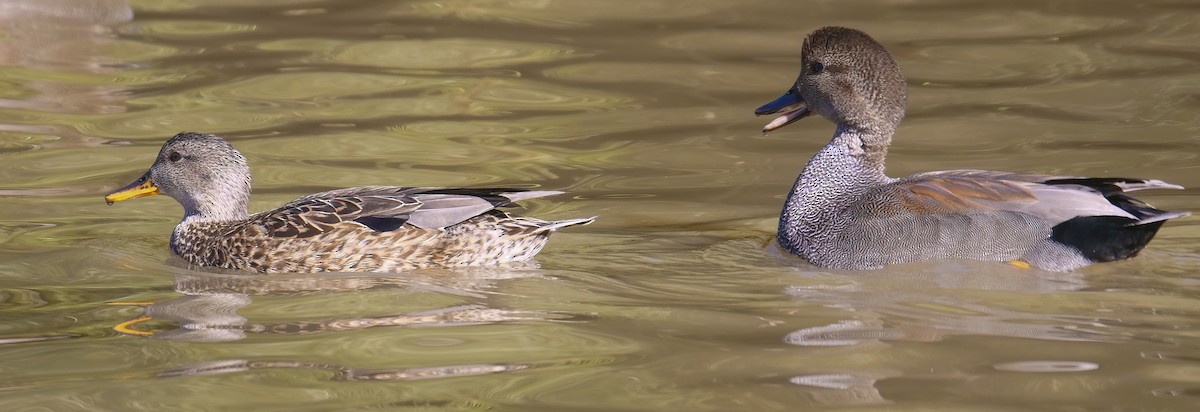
781;267;1097;347
134;293;249;342
692;240;1109;406
993;361;1099;372
159;358;529;382
547;235;1146;407
130;295;556;343
105;267;575;388
771;245;1099;405
776;267;1092;405
113;266;573;343
789;373;892;407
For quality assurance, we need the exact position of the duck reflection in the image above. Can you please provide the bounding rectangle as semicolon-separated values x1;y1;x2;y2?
158;359;529;383
113;262;567;342
109;264;574;383
767;242;1098;406
781;268;1093;347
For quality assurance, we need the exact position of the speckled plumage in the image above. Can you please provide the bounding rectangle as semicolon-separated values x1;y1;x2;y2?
756;27;1187;271
106;132;593;273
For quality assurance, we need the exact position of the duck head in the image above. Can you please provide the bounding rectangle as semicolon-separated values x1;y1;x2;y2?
105;132;252;221
756;26;907;136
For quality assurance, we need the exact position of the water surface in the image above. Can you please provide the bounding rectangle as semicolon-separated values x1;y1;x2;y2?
1;0;1198;410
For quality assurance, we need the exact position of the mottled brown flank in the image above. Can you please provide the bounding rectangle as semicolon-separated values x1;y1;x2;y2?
174;210;587;273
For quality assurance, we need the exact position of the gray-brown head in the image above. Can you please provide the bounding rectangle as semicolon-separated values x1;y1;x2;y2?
105;132;252;221
756;26;906;135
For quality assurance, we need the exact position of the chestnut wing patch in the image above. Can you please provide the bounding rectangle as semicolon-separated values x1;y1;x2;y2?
901;178;1037;213
865;171;1137;225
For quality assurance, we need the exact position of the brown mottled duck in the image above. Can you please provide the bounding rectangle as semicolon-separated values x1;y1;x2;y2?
105;132;594;273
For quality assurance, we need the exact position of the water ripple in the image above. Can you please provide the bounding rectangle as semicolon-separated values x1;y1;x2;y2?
260;38;579;69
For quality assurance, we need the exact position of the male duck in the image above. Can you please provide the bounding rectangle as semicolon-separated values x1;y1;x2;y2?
105;132;593;273
755;26;1187;271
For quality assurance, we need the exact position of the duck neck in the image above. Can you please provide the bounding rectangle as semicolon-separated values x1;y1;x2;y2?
183;198;249;222
779;124;892;252
176;182;251;224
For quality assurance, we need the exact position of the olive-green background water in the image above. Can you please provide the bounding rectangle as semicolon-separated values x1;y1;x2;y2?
1;0;1198;410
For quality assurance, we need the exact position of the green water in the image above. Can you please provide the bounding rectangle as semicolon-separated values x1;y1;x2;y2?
1;0;1198;410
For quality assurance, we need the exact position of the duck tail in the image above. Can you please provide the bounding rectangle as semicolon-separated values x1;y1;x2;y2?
1129;210;1189;226
1107;192;1189;226
1114;179;1184;192
1050;196;1186;263
500;190;565;203
540;216;596;232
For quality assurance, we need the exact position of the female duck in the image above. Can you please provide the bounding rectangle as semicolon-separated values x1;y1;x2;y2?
755;27;1186;271
105;132;593;273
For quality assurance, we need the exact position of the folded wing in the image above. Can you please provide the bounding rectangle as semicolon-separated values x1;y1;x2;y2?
866;170;1177;227
251;187;564;238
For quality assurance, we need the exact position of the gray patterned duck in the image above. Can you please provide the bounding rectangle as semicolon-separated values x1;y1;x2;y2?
105;132;593;273
755;26;1187;271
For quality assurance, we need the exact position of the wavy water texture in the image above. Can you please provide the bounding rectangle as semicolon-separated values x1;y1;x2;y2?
0;0;1198;411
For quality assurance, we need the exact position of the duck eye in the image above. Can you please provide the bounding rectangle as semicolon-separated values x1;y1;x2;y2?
169;152;182;162
809;62;825;75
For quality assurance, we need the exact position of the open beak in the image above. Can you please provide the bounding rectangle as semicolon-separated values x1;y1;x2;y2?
755;88;811;133
105;172;159;205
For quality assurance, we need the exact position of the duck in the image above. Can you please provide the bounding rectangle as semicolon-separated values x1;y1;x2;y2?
104;132;594;273
754;26;1187;271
